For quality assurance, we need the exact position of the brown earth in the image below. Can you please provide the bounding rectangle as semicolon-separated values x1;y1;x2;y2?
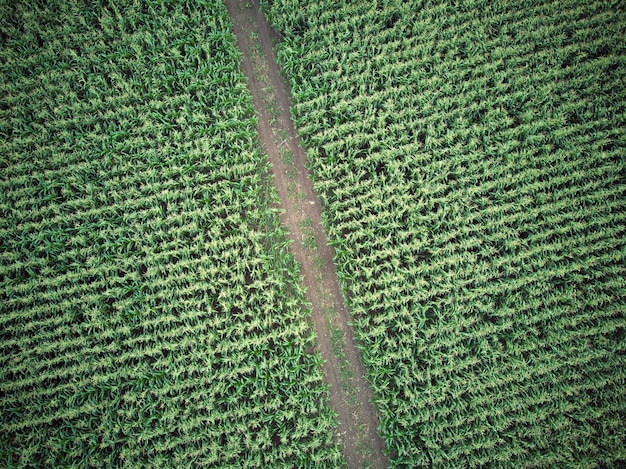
224;0;388;467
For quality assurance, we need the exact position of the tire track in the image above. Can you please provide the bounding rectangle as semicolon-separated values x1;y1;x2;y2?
224;0;388;467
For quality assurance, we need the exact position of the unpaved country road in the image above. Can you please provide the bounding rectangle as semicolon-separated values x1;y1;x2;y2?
224;0;388;467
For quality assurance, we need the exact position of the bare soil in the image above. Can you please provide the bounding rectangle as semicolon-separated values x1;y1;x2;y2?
224;0;388;467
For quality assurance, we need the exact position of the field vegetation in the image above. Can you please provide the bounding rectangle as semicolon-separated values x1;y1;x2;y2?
263;0;626;466
0;0;342;466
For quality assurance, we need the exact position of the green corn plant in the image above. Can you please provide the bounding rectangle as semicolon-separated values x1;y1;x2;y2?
0;0;342;467
264;0;626;466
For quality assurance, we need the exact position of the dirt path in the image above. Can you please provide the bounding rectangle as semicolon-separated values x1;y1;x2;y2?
224;0;388;467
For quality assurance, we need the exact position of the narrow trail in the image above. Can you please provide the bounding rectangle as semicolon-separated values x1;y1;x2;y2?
225;0;388;467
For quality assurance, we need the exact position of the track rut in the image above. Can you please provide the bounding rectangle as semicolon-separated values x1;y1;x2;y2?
225;0;388;467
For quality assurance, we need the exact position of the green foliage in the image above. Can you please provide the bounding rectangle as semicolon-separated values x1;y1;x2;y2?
265;0;626;467
0;0;342;467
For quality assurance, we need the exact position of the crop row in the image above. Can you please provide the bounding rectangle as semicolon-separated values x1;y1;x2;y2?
0;1;342;467
264;0;626;466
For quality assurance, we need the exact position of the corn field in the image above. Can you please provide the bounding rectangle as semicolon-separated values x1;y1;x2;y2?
263;0;626;466
0;0;343;467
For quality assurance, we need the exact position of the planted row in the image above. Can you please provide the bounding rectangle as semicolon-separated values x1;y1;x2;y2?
264;0;626;466
0;1;341;467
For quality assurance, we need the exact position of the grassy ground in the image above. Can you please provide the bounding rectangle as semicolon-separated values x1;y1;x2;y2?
0;1;342;467
264;0;626;466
